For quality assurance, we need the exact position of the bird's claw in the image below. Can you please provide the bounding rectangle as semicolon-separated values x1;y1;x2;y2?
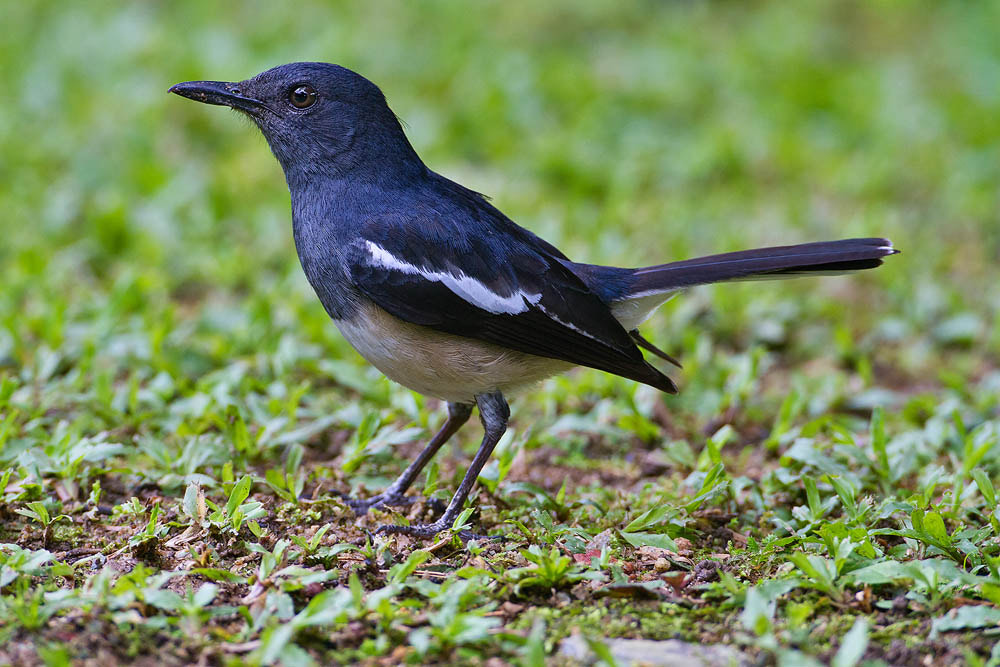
375;520;450;538
343;492;447;516
343;493;408;514
375;520;503;542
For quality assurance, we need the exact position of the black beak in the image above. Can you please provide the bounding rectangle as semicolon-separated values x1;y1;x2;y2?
169;80;269;115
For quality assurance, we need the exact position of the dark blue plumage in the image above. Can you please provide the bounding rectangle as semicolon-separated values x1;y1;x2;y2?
170;62;898;538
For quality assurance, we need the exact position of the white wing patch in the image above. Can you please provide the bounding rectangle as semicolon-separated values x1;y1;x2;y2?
364;240;541;315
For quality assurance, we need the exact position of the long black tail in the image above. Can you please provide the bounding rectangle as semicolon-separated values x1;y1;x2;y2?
627;237;897;295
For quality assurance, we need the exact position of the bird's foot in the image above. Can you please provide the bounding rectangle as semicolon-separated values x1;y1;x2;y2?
375;518;449;538
375;519;503;542
343;492;446;516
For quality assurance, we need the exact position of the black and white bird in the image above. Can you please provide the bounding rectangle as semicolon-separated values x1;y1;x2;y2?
170;62;898;537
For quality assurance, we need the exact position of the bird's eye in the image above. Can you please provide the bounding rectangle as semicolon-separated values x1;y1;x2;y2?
288;85;317;109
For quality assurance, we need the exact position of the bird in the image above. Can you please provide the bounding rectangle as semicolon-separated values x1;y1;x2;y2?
170;62;898;538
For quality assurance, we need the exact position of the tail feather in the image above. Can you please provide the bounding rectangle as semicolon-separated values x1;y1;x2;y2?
630;330;683;368
628;237;897;296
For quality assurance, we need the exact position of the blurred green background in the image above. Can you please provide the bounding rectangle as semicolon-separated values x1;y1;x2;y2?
3;0;998;402
2;0;998;398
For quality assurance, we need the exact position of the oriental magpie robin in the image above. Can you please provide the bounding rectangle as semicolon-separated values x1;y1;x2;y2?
170;62;898;538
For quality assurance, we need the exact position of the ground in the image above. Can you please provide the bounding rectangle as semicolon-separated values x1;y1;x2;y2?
2;1;1000;665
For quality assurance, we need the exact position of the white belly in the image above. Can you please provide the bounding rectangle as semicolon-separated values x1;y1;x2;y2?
334;302;573;403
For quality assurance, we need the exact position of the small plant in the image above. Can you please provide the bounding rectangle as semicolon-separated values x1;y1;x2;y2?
507;545;600;594
15;501;71;546
6;583;58;631
264;443;307;504
205;475;266;537
128;502;169;558
289;524;331;557
788;552;843;600
0;544;55;589
619;502;683;551
144;582;225;635
245;539;337;601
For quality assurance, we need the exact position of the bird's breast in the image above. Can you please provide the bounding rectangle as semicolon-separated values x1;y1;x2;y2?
292;214;360;320
333;300;572;403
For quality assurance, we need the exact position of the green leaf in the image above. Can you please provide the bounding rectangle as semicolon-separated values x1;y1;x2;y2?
706;425;735;465
921;511;952;547
264;468;293;502
26;501;50;525
225;475;252;519
827;476;856;515
685;463;729;511
349;570;364;609
14;507;43;523
971;469;996;508
846;560;911;585
451;507;475;532
190;568;247;583
388;550;431;585
930;605;1000;639
423;460;440;496
980;583;1000;605
623;504;676;533
143;503;161;537
409;627;431;656
313;543;363;562
583;636;620;667
0;376;17;405
963;437;994;476
832;618;868;667
293;588;353;627
789;553;841;597
804;476;821;517
740;586;774;636
870;406;889;478
911;508;925;534
192;583;219;607
699;462;726;494
285;443;304;476
619;531;678;552
257;623;295;665
308;524;331;550
145;588;183;611
523;619;547;667
0;409;19;449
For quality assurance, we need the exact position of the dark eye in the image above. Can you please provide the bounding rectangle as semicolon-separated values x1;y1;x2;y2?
288;85;317;109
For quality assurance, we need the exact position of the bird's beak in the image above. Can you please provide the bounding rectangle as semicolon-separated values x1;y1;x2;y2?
169;80;269;115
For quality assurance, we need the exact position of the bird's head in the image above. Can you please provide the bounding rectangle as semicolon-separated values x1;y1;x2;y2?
170;62;420;182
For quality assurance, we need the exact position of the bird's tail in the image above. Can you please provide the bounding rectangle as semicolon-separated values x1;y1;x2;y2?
627;237;897;296
597;237;898;334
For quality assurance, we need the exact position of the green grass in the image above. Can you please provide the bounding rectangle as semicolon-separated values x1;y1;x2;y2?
2;1;1000;665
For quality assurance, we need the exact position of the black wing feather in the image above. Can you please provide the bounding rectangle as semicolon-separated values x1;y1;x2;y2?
345;224;676;394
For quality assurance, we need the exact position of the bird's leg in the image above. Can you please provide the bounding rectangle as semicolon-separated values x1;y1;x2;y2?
346;402;473;514
378;390;509;539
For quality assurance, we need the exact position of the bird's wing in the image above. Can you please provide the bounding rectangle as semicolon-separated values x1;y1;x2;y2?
344;223;676;393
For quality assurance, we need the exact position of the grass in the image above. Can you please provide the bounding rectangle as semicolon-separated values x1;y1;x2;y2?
2;0;999;665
